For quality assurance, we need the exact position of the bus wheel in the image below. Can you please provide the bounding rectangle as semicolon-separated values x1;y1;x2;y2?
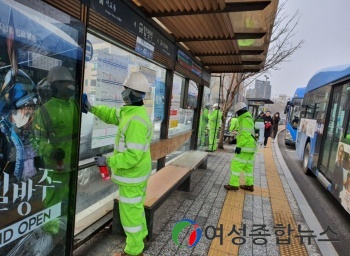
303;143;311;175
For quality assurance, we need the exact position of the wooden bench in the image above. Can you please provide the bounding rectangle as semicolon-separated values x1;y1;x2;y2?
112;150;208;240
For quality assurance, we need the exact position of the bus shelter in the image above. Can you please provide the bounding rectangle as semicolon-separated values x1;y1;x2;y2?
246;98;274;118
0;0;278;255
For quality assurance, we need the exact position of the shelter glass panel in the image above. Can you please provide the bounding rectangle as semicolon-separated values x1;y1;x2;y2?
80;33;166;162
0;0;83;254
168;74;194;136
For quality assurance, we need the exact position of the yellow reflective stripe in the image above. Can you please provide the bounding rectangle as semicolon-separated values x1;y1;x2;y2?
116;115;152;152
122;116;151;134
241;147;256;152
112;173;150;184
116;109;121;122
231;171;240;177
123;225;142;233
119;195;143;204
244;173;254;177
242;127;254;133
232;157;253;164
128;142;149;151
116;142;149;152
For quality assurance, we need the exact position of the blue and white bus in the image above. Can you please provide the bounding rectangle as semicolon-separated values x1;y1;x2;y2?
296;64;350;214
284;87;306;146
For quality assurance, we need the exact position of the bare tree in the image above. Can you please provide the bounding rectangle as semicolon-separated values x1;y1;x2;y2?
217;0;304;149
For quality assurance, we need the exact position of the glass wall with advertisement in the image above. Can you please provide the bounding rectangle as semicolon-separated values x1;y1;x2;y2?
168;74;194;137
0;0;83;254
75;32;166;233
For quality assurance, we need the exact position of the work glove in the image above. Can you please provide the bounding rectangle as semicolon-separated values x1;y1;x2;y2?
51;148;65;161
235;147;241;154
94;155;107;167
82;93;92;114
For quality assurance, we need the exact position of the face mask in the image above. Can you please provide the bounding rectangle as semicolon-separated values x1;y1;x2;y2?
121;89;132;105
54;82;75;100
12;110;30;128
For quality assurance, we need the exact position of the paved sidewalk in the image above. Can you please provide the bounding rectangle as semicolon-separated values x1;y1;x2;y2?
73;139;329;256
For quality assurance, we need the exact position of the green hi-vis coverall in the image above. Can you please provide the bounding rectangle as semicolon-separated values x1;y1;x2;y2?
208;109;222;151
229;117;239;132
229;112;257;187
32;98;79;234
91;105;152;256
199;108;209;146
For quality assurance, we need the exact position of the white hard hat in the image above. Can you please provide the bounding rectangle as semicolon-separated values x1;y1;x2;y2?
233;102;247;113
124;72;150;93
213;103;219;109
47;66;74;83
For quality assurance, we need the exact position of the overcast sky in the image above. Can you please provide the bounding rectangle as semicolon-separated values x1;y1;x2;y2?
267;0;350;98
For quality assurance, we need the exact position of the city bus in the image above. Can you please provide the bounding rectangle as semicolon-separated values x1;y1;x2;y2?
296;64;350;214
284;87;306;146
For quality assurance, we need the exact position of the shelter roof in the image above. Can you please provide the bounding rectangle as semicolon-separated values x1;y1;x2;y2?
131;0;278;73
246;98;274;104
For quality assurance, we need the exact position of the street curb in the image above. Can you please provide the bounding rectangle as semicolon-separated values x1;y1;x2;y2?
274;129;338;256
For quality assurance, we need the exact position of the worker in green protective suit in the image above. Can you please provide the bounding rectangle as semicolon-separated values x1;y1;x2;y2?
198;105;209;147
229;117;239;133
82;72;152;256
224;102;257;192
32;66;79;238
208;103;222;152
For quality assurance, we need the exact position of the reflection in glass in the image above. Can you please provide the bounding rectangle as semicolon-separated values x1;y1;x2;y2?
0;0;83;255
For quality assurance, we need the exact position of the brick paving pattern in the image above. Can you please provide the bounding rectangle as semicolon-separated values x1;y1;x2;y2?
74;141;321;256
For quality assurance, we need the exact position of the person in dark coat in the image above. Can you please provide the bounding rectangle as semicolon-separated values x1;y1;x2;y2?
263;111;273;147
271;112;280;142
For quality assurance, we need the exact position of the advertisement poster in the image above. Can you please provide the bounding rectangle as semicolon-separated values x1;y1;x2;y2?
332;142;350;214
139;66;156;122
91;50;128;149
169;75;182;129
154;80;165;122
300;118;317;138
0;0;83;254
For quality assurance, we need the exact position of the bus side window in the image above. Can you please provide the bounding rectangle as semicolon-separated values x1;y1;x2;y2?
342;84;350;144
305;104;315;119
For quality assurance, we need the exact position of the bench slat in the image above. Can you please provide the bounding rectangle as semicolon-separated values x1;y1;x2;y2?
144;166;190;208
169;151;208;170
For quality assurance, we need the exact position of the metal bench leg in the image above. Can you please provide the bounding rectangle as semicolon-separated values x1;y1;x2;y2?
177;176;191;192
145;208;154;241
199;158;208;169
112;199;126;236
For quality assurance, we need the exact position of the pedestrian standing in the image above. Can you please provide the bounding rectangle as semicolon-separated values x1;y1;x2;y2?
224;102;257;192
271;112;280;142
82;72;152;256
208;103;222;152
263;111;273;148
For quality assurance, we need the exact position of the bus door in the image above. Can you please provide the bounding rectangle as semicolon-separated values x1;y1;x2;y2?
319;84;349;180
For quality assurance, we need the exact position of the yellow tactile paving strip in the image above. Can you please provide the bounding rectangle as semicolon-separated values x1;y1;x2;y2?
264;143;308;256
208;142;308;256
